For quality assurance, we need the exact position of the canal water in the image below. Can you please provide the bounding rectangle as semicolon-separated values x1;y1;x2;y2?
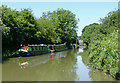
2;48;116;81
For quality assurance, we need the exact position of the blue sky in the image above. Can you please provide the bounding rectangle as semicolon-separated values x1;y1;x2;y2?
2;2;118;36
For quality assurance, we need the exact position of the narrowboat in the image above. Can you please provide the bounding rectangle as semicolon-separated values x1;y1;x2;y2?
17;44;73;57
18;44;54;57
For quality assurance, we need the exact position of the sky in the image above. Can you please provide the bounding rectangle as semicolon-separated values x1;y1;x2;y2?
1;2;118;36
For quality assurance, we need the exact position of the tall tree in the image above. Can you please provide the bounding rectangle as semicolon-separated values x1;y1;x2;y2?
41;8;79;44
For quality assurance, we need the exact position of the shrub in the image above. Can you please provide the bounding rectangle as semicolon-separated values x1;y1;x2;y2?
88;31;119;79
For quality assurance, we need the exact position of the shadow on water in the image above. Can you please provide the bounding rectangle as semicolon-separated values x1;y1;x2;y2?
2;58;10;64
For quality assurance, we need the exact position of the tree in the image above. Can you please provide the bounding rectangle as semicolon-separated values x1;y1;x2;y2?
41;8;79;44
2;6;37;53
35;18;61;44
80;23;99;46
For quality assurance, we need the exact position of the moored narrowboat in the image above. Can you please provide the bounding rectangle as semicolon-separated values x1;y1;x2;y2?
18;44;55;57
17;44;73;57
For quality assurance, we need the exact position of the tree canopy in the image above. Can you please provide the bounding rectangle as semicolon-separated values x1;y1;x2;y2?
1;6;79;53
39;8;79;44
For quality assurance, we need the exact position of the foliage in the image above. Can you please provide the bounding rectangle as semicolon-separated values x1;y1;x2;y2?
89;31;119;79
80;23;99;46
2;6;38;54
1;6;78;57
81;10;120;79
35;18;61;44
54;45;67;51
41;8;78;44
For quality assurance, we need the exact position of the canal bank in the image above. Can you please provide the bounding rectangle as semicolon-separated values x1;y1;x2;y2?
2;48;117;81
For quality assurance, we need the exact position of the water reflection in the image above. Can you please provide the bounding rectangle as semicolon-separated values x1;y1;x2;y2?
88;68;116;81
18;51;67;68
2;49;77;81
80;49;116;81
2;48;116;81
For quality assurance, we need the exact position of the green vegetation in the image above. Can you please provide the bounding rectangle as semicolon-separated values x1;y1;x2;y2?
2;4;119;80
1;6;78;57
54;45;67;52
80;10;120;79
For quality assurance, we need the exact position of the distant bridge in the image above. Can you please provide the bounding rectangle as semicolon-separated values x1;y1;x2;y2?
78;39;84;46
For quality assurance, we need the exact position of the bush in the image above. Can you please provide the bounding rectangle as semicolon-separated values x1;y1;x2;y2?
88;31;119;79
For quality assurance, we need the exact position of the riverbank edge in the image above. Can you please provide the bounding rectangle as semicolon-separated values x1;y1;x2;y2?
80;48;120;80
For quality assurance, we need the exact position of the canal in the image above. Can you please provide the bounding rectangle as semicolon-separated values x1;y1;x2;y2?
2;48;116;81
